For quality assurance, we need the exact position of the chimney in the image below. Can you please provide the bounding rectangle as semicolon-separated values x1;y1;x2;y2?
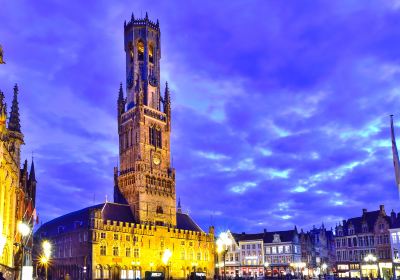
391;210;396;225
362;209;367;214
380;205;385;213
264;228;267;234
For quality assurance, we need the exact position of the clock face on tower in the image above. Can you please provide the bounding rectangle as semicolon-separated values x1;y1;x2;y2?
153;153;161;165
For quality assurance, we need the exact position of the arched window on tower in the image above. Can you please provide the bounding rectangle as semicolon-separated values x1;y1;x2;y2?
149;44;154;63
137;40;144;61
156;206;163;214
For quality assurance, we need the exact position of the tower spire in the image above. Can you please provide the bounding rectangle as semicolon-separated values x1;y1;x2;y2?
8;84;21;132
29;157;36;183
177;197;182;214
390;114;400;199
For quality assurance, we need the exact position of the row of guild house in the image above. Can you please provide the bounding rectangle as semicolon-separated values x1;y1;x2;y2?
217;205;400;280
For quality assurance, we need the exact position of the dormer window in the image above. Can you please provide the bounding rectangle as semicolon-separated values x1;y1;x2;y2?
362;224;368;233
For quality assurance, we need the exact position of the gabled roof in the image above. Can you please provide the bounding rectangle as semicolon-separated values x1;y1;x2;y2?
341;209;392;235
231;229;298;244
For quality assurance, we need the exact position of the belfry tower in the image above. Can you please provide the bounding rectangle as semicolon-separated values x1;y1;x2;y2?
115;13;176;227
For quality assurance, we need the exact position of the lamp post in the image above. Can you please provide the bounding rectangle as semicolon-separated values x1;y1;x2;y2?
40;240;52;280
17;221;31;280
216;231;232;280
162;249;172;280
264;262;269;278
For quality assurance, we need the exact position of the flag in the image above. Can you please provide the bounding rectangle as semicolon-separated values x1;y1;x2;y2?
390;115;400;198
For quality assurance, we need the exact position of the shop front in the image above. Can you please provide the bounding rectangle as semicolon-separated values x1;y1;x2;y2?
393;261;400;279
240;266;264;277
266;265;289;277
361;263;379;278
378;262;393;280
336;263;350;278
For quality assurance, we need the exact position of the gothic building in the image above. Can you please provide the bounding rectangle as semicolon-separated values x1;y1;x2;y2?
34;14;215;280
0;85;37;278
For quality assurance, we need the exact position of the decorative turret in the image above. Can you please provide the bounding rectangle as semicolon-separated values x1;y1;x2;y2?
177;197;182;214
0;90;7;133
164;82;171;130
8;84;21;133
117;83;126;118
28;158;37;206
0;44;5;64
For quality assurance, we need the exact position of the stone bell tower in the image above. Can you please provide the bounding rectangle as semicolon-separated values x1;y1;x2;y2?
115;13;176;227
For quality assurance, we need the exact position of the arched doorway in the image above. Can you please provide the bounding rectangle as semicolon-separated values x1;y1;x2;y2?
111;265;121;280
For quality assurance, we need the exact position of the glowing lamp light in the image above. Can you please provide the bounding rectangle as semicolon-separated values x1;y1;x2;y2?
264;262;270;268
40;256;48;265
18;221;30;237
162;248;172;265
322;263;327;270
42;240;52;259
216;231;232;253
364;254;377;262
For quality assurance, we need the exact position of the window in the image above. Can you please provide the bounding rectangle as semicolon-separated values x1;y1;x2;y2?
137;41;144;61
134;248;140;258
113;246;119;256
126;235;130;241
278;246;283;254
197;252;201;260
252;244;256;249
272;247;277;254
181;250;186;260
149;127;162;148
100;245;106;256
114;234;118;240
121;270;127;279
265;247;271;254
83;232;87;242
95;267;102;279
126;247;131;257
156;206;163;214
149;44;154;63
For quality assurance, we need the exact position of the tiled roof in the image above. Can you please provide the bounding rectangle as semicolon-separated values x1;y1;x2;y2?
232;229;298;244
36;203;104;237
35;203;203;237
176;212;203;232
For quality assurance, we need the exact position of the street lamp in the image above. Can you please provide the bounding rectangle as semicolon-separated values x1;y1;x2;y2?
264;262;269;277
162;249;172;280
41;240;52;280
216;231;232;280
17;221;31;280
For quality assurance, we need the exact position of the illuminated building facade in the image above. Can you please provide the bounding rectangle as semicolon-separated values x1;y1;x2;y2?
34;13;215;280
0;85;37;277
222;228;301;278
335;205;397;279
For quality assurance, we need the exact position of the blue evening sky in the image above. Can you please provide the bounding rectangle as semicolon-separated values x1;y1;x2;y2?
1;0;400;233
